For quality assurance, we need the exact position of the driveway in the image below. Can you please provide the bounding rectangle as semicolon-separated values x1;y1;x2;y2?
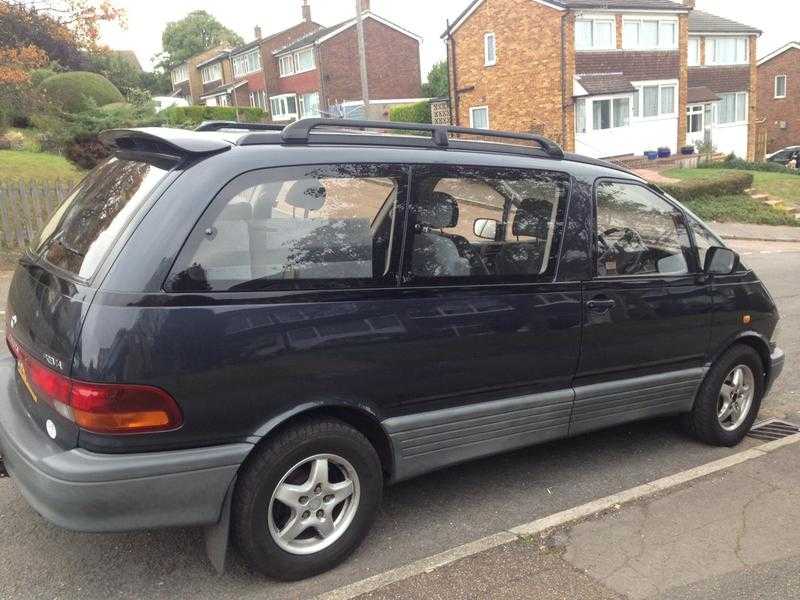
0;243;798;600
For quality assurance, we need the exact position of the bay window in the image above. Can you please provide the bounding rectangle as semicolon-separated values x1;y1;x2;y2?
591;97;630;130
576;18;615;50
622;18;678;49
299;92;321;118
270;94;299;121
706;37;749;65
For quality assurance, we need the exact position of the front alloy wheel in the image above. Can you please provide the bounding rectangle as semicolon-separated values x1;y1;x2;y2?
717;365;755;432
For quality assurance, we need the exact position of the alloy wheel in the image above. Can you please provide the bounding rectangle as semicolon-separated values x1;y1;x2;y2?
717;364;755;432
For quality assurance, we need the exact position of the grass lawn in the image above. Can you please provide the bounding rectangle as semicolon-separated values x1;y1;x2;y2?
663;167;800;206
0;150;84;183
682;194;800;227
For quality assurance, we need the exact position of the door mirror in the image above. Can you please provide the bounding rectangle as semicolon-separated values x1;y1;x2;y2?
704;246;738;275
473;218;499;240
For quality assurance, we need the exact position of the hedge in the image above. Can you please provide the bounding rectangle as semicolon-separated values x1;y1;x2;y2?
161;105;268;129
699;154;800;175
39;72;125;113
660;171;754;202
389;101;432;125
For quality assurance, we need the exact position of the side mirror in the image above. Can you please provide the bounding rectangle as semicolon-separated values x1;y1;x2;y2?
704;246;738;275
474;218;499;240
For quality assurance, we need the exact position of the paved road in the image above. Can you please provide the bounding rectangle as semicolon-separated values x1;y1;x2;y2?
0;244;798;600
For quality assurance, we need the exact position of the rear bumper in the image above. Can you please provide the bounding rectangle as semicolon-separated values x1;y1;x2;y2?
767;347;785;395
0;357;251;532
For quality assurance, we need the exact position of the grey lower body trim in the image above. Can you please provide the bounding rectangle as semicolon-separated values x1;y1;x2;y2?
0;358;252;532
570;368;705;436
385;389;573;481
766;347;785;394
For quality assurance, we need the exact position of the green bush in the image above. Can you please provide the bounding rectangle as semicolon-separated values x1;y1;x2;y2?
389;101;432;125
699;154;800;175
161;105;267;129
39;72;125;113
660;171;754;202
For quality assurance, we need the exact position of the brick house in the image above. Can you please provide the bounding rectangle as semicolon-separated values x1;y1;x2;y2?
269;0;422;121
169;45;230;105
444;0;760;159
757;42;800;154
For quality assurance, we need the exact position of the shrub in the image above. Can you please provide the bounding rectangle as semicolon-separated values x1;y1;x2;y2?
660;171;754;202
698;154;800;175
39;71;125;113
0;131;25;150
389;101;432;125
161;105;267;129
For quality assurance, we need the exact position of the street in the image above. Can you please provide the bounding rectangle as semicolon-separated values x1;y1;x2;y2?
0;241;799;600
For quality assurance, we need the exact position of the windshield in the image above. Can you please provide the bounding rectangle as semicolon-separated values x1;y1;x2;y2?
35;158;170;280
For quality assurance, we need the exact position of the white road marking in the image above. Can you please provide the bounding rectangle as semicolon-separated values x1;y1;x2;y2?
317;433;800;600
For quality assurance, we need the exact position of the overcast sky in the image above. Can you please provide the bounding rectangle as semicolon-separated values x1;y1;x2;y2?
98;0;799;76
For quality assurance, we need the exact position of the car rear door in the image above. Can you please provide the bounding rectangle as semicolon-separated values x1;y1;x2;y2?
573;179;711;435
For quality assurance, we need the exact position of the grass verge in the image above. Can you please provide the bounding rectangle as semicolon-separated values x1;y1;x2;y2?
682;194;800;227
0;149;83;183
664;168;800;206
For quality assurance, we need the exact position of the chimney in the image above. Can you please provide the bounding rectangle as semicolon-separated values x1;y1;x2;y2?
302;0;312;22
359;0;370;12
254;25;262;40
682;0;695;8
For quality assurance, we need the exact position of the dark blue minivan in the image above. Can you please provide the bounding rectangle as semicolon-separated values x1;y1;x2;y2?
0;120;784;580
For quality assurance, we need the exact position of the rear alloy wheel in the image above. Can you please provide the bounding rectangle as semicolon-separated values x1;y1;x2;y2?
233;419;382;581
685;345;764;446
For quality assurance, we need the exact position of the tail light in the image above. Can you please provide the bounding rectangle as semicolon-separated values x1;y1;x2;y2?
7;333;182;434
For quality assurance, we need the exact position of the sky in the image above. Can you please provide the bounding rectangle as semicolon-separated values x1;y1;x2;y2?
98;0;800;77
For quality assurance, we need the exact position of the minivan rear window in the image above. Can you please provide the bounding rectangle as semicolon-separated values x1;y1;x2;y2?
35;158;170;280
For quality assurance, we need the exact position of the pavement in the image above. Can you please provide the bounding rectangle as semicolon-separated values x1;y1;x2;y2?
711;222;800;244
0;236;798;599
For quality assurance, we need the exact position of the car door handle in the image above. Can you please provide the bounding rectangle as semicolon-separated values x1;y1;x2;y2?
586;299;616;311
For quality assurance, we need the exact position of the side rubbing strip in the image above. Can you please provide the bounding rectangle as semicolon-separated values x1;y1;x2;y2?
384;390;573;481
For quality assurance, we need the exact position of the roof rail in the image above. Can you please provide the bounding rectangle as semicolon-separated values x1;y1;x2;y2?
195;121;285;133
279;118;565;159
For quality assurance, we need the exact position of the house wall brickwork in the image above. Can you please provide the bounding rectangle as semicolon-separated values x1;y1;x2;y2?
747;36;758;160
757;46;800;153
575;51;680;81
677;14;689;150
261;21;322;99
449;0;566;145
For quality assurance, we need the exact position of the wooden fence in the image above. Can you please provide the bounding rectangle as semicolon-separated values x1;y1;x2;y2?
0;180;75;251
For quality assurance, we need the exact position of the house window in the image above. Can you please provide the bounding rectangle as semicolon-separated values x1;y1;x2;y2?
575;98;586;134
470;106;490;129
775;75;787;98
642;86;660;117
660;85;675;114
201;63;222;84
636;83;676;118
279;55;295;77
632;89;640;117
295;47;315;73
716;92;748;125
484;32;496;66
592;97;630;130
623;18;678;49
613;98;630;127
233;49;261;78
688;37;701;66
706;37;749;65
249;90;268;109
575;18;615;50
299;92;321;118
687;105;704;133
270;93;299;120
171;64;188;85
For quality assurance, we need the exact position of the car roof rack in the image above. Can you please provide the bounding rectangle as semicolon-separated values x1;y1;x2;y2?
240;118;565;160
195;121;286;132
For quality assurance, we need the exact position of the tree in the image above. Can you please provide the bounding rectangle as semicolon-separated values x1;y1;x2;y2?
158;10;243;71
87;49;143;95
421;60;449;98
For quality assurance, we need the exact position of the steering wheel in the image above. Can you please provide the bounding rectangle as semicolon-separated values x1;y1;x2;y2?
598;227;647;275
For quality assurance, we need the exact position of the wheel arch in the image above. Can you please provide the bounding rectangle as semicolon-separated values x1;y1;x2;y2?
708;331;773;383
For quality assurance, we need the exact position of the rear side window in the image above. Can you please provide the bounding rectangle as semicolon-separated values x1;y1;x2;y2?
167;164;406;292
36;158;170;280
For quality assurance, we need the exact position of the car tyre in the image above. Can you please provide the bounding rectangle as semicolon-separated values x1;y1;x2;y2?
684;345;764;446
232;418;383;581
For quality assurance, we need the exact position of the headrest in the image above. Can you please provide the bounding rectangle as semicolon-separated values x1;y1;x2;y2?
285;179;326;211
513;199;552;237
418;192;459;229
219;202;252;221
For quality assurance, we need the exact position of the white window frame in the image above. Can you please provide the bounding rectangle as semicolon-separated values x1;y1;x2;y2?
575;98;587;134
588;94;632;131
201;62;222;84
688;37;701;66
299;92;321;118
171;64;188;85
270;93;299;121
686;104;704;133
775;74;787;99
278;54;295;77
484;32;497;66
631;80;678;120
622;16;679;50
470;106;490;129
714;92;748;126
575;16;616;51
705;36;749;66
279;47;316;77
233;49;262;78
294;47;316;74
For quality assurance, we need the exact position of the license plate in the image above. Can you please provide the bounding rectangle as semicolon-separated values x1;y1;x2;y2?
16;361;38;404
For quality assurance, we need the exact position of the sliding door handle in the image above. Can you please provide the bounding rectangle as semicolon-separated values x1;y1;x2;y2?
586;299;616;311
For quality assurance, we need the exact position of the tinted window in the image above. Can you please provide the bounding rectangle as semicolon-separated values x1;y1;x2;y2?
596;181;691;277
687;215;724;268
36;158;170;279
168;164;405;292
406;166;568;282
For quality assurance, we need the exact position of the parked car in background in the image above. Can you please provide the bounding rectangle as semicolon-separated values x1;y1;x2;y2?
0;119;784;582
766;146;800;167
